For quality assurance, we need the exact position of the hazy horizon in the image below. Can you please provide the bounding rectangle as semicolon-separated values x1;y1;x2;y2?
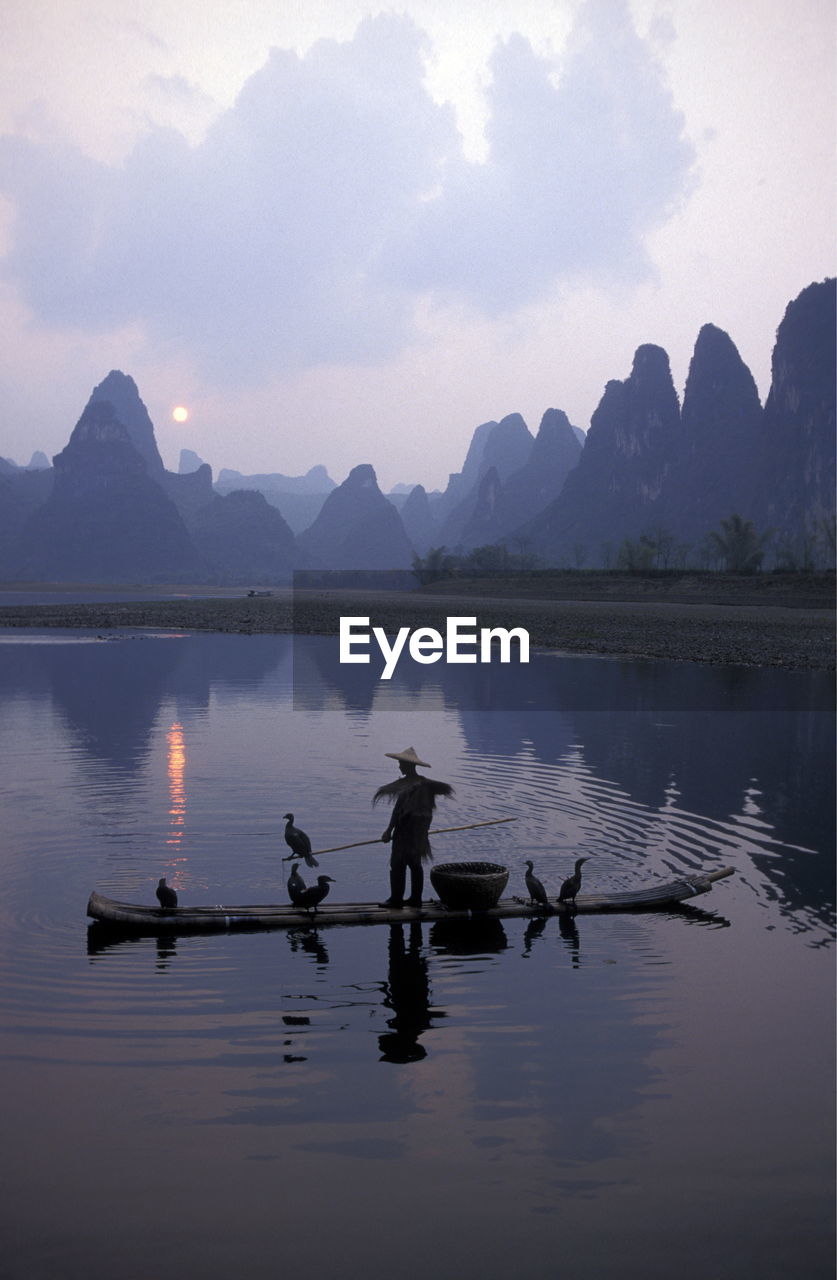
1;0;834;491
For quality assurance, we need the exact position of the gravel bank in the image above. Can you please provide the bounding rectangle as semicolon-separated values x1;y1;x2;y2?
0;584;833;670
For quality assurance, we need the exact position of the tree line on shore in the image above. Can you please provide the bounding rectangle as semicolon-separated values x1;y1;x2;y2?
412;512;836;582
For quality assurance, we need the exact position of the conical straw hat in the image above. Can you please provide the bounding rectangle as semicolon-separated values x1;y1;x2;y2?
384;746;430;767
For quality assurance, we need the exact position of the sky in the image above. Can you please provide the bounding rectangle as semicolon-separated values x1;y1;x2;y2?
0;0;834;492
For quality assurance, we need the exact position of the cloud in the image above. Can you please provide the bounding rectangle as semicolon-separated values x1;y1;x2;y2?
0;4;694;386
144;72;212;105
394;0;695;308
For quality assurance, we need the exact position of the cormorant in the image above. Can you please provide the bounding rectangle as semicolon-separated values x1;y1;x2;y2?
524;860;553;911
156;877;178;910
287;860;307;907
294;875;334;915
558;857;590;908
283;813;319;867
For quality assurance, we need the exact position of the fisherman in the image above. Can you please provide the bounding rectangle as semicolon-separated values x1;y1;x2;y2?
373;747;454;909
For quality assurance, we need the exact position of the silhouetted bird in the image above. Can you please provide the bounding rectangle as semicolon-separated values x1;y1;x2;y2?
287;860;307;907
558;857;590;908
156;877;178;909
283;813;319;867
294;875;334;915
524;860;553;911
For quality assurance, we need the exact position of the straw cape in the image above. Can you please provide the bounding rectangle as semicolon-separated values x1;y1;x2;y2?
374;751;454;866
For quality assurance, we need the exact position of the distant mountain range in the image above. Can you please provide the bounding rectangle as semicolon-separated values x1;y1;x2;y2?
0;279;833;582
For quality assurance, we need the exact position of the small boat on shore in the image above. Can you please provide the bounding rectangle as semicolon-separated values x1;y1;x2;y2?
87;867;734;935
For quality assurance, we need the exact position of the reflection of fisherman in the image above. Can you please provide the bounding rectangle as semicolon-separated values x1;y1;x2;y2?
379;922;434;1062
374;747;454;908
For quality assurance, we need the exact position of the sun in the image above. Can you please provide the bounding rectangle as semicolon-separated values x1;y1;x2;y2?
172;405;189;423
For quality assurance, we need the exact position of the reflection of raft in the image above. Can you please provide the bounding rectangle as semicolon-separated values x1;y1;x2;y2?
87;868;734;934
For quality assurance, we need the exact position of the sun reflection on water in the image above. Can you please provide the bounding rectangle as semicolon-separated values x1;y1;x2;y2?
165;722;187;885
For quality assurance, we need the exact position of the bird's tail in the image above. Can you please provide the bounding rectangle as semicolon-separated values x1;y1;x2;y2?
304;853;319;868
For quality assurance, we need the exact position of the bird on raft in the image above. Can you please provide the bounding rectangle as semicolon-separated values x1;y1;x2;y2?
287;860;307;908
283;813;318;867
558;857;591;908
155;877;178;910
524;860;554;912
293;875;334;915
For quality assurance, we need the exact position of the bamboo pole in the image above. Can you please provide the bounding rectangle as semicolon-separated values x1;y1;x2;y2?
283;816;516;859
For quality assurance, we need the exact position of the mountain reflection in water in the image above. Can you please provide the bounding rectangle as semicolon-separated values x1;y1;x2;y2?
1;629;830;934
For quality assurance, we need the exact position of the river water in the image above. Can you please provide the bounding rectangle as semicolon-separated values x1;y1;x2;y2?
0;629;833;1279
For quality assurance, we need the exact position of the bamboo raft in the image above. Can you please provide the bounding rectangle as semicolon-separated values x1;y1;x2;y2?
87;867;734;934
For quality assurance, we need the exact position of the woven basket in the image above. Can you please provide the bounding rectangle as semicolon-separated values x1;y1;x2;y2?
430;861;509;911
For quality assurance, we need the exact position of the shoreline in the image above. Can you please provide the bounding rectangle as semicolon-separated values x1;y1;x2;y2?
0;578;833;670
